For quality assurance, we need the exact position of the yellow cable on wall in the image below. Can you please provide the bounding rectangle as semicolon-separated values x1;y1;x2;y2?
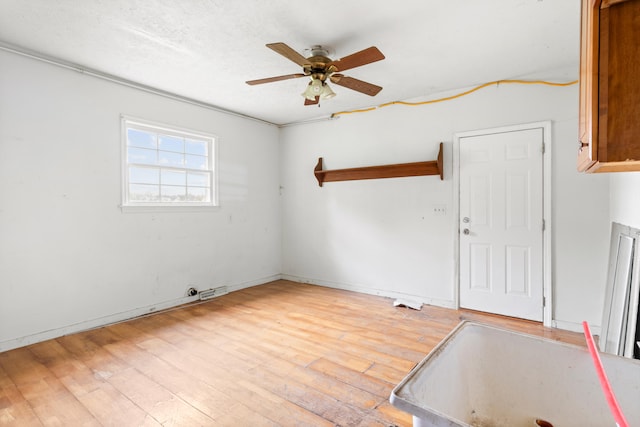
330;79;578;119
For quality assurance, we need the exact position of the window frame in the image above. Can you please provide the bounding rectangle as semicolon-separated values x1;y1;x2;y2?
120;116;219;212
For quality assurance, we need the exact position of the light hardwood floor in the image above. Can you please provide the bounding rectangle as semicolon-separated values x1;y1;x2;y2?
0;280;585;426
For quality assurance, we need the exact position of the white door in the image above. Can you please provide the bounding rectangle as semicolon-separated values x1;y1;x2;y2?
459;128;544;321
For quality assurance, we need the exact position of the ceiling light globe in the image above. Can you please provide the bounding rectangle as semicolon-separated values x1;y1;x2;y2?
321;83;336;99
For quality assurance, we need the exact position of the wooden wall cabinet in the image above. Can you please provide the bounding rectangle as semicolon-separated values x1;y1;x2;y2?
578;0;640;173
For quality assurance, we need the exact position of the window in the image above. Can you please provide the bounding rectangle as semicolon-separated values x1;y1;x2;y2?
121;117;217;209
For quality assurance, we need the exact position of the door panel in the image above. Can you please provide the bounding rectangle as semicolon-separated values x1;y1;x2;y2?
459;128;544;321
470;244;491;291
506;246;529;296
470;176;491;227
506;172;529;229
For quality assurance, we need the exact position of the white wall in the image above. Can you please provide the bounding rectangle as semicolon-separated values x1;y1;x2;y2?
0;50;282;350
280;82;611;330
0;46;616;350
610;173;640;229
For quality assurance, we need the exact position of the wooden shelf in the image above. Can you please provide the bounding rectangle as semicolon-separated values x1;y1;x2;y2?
314;142;443;187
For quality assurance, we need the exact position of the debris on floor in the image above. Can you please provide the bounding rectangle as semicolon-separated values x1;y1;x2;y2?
393;298;423;310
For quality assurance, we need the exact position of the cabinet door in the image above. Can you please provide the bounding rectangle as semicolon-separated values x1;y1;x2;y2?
579;0;640;173
577;0;599;172
597;0;640;167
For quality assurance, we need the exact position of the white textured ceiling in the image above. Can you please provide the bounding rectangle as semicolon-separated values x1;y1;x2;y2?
0;0;580;126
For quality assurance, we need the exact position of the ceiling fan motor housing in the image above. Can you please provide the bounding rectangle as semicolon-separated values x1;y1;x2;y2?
307;45;332;59
304;46;334;82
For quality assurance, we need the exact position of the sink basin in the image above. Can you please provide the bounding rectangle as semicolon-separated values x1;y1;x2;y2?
390;321;640;427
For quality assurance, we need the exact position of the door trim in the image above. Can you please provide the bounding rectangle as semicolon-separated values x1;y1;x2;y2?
453;121;553;326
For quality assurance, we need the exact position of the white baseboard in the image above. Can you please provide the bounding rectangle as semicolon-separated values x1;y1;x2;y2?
226;274;282;293
280;274;456;309
1;273;587;353
0;274;282;353
283;275;599;336
553;319;600;336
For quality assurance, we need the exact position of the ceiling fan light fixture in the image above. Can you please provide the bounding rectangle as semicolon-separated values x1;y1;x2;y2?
301;78;324;100
320;82;336;100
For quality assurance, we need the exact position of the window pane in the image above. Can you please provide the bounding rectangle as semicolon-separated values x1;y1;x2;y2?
161;169;186;186
124;119;215;207
187;187;209;202
158;151;184;167
185;154;207;170
186;139;207;156
128;147;157;165
187;171;210;187
130;167;159;185
130;184;160;201
161;185;186;202
159;134;184;153
128;129;156;149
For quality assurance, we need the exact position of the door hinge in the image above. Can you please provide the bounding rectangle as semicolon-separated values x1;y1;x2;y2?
541;143;546;154
542;219;546;231
543;296;546;307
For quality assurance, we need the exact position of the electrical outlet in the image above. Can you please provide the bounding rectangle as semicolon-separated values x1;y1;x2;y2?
433;205;447;216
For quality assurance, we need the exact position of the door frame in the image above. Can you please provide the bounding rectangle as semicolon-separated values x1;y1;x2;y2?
453;121;553;326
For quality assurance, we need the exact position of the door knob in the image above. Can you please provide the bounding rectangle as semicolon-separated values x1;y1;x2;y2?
463;228;470;235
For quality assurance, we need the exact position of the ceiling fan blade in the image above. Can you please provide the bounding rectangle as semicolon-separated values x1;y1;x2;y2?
330;75;382;96
304;96;319;106
246;73;306;85
329;46;385;72
266;42;310;67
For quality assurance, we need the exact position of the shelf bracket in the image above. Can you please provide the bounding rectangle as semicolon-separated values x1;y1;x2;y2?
314;142;443;187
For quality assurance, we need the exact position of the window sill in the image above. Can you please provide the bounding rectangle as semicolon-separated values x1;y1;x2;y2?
120;204;220;213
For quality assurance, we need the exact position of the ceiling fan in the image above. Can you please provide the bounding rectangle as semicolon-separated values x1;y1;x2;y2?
246;42;385;106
